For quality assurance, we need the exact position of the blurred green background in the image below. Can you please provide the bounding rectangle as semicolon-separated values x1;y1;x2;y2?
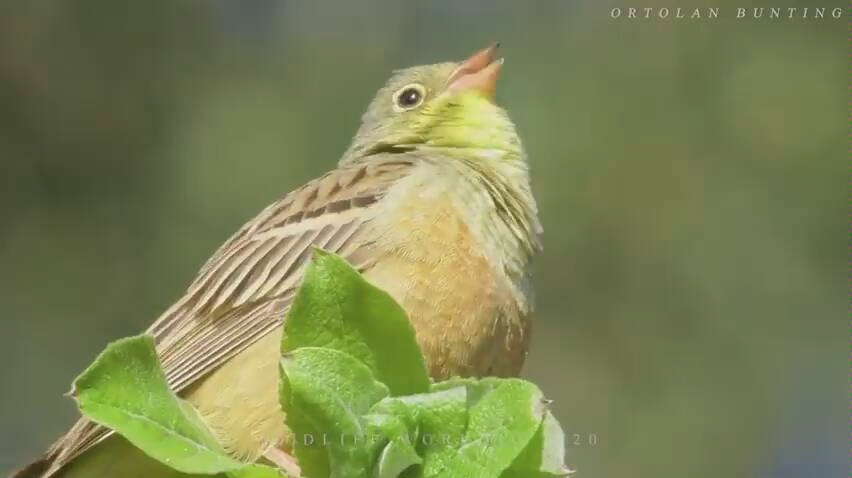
0;1;847;477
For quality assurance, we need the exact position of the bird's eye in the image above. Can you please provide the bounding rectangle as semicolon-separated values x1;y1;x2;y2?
393;84;426;110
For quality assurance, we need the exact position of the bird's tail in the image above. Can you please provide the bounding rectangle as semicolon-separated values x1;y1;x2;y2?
9;455;54;478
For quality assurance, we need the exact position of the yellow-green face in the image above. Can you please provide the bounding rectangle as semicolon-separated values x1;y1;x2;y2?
349;59;522;159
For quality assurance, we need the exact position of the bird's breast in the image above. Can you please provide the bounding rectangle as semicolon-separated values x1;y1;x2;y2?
361;170;532;379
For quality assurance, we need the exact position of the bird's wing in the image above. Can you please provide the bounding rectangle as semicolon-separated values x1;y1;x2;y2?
40;155;417;476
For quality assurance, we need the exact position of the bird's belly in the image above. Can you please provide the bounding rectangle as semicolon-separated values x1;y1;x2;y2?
184;328;286;460
363;253;529;380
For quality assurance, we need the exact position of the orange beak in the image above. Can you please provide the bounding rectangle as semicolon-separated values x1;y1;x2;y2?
447;42;503;101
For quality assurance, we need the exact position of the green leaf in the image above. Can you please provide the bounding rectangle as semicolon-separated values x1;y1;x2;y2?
281;249;430;396
280;347;390;478
229;467;290;478
429;377;495;405
72;334;284;477
368;386;469;477
501;411;574;478
361;407;421;478
374;437;422;478
420;379;549;477
458;379;549;475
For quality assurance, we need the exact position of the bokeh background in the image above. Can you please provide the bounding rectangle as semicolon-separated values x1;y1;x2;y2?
0;0;847;477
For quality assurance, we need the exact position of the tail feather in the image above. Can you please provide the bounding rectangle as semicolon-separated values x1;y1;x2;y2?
9;454;54;478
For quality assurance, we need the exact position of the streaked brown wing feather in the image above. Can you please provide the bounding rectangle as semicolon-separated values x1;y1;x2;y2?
40;156;416;476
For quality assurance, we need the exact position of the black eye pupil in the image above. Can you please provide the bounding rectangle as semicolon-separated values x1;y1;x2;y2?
397;88;422;107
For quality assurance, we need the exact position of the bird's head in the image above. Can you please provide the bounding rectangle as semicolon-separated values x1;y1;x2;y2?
344;43;523;162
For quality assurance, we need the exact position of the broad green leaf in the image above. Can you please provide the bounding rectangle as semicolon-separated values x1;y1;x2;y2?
457;379;547;475
370;387;469;477
428;377;478;394
429;377;497;405
280;347;390;478
362;406;421;477
421;379;547;477
501;411;573;478
230;467;291;478
374;437;422;478
281;249;429;396
361;410;416;457
72;334;284;477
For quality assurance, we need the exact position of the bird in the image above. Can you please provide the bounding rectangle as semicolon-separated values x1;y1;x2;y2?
13;43;543;478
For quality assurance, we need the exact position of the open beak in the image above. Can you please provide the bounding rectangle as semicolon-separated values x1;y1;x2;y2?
447;42;503;101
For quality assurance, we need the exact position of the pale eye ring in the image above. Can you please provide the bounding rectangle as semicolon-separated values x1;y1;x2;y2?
393;83;426;111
